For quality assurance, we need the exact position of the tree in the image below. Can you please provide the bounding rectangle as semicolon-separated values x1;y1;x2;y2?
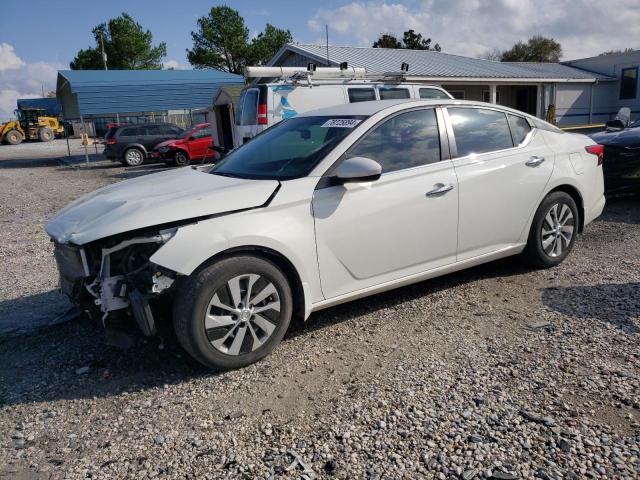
402;29;440;51
500;35;562;62
70;13;166;70
188;6;292;72
248;24;293;66
373;33;402;49
482;48;503;61
599;48;634;56
373;30;441;51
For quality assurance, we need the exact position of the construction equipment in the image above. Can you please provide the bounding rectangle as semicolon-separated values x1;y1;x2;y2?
0;107;64;145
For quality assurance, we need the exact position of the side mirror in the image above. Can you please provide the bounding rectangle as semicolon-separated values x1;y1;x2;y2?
605;119;625;131
335;156;382;183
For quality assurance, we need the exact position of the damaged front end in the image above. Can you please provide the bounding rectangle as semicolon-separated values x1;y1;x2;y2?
52;228;178;337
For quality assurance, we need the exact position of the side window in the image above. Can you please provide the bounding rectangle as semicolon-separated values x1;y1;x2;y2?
192;128;212;139
378;88;410;100
448;107;514;157
120;127;139;137
169;126;183;136
143;125;163;135
241;90;259;126
620;67;638;100
348;88;376;103
507;114;532;145
419;88;450;100
345;109;441;173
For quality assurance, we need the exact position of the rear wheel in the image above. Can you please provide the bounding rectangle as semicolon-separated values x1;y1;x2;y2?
173;255;293;370
4;129;23;145
174;150;189;166
38;127;54;142
523;191;578;268
123;147;144;166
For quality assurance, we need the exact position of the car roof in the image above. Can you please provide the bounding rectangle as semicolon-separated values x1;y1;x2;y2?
298;99;550;125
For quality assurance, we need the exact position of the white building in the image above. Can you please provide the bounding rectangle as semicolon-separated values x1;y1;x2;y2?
269;44;639;126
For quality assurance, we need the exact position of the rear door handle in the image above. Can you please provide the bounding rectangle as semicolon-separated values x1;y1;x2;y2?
426;183;454;197
526;155;545;167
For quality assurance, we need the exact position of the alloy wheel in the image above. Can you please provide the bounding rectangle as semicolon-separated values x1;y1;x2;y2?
541;202;574;258
204;274;281;356
125;149;143;166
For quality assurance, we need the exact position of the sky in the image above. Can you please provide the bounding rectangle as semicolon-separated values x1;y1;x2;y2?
1;0;639;119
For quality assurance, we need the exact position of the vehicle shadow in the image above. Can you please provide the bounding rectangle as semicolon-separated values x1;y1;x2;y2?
600;195;640;225
0;157;63;169
0;257;533;408
541;282;640;334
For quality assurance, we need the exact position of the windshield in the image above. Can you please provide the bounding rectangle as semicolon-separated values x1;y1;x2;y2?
210;115;366;180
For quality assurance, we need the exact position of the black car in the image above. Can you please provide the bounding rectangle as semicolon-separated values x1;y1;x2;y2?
104;123;184;166
591;119;640;194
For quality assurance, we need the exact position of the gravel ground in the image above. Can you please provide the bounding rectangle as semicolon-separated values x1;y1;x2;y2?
0;147;638;479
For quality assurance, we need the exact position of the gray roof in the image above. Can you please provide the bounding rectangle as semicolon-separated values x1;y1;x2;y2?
273;44;615;81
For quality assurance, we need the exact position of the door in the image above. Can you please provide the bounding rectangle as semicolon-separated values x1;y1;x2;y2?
312;108;458;299
234;88;260;147
188;126;213;159
140;124;165;151
445;107;554;260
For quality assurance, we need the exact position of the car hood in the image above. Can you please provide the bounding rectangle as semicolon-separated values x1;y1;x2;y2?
45;167;279;245
154;138;183;149
590;127;640;148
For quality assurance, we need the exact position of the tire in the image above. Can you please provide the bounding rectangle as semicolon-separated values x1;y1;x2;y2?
174;150;190;166
4;129;23;145
38;127;54;142
523;191;579;268
173;255;293;370
123;147;145;167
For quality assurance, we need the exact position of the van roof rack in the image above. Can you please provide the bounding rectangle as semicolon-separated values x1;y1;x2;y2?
245;66;417;86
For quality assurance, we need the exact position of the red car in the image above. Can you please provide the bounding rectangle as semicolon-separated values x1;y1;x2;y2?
152;123;218;166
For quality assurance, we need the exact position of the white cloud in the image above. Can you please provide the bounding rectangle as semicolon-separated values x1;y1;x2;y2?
163;59;186;70
0;43;25;71
0;45;61;121
308;0;640;60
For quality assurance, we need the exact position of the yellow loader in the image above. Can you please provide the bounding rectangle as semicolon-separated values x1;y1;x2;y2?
0;107;65;145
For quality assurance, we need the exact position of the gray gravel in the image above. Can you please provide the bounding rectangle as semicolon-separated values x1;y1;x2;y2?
0;147;639;479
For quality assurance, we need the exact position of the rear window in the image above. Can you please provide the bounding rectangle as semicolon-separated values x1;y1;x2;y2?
240;89;259;126
419;88;451;100
379;88;410;100
348;88;376;103
104;127;118;140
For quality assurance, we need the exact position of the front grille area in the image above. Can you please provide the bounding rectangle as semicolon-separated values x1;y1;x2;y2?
53;243;87;297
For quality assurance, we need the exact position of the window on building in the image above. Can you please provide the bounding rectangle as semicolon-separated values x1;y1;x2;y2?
378;88;410;100
419;88;451;99
449;91;465;100
507;114;532;145
348;88;376;103
620;67;638;100
448;107;514;157
344;109;441;173
482;90;501;103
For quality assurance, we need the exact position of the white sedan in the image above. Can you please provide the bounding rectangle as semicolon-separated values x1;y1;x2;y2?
45;99;605;369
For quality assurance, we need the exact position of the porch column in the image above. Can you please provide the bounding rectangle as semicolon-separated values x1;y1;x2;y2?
536;84;543;118
489;84;497;104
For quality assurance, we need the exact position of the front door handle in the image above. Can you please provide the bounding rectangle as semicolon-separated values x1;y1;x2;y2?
526;155;545;167
426;183;454;197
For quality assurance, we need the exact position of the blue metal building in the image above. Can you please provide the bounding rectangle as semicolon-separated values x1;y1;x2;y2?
56;69;244;133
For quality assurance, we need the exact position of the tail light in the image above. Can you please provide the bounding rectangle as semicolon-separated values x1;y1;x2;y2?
585;144;604;166
105;138;117;145
257;103;268;125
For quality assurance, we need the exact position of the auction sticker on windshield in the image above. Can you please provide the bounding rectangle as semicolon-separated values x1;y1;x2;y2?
321;119;362;128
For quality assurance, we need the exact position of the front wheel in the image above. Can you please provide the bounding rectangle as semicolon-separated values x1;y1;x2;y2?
523;191;579;268
173;255;293;370
174;150;189;166
4;129;23;145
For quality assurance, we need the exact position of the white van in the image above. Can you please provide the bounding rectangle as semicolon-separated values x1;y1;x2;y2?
233;67;453;147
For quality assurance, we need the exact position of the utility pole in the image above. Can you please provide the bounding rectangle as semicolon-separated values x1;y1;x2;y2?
325;24;330;66
100;32;108;70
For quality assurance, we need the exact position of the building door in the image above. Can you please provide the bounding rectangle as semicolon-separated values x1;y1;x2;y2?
516;86;538;115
